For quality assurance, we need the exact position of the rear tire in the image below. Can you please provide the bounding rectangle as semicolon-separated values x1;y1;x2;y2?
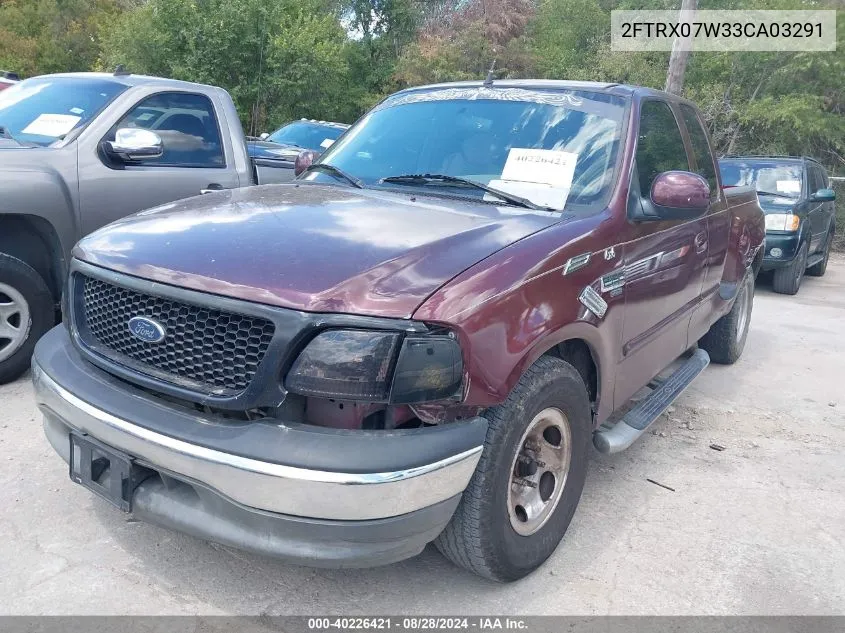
772;241;808;295
0;254;54;384
807;227;833;277
698;272;753;365
435;356;591;582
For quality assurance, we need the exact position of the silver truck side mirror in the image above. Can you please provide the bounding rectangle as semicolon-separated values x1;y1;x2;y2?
106;128;163;161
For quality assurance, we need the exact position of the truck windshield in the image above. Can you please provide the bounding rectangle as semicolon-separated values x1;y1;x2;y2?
0;77;127;147
267;121;346;150
719;159;803;199
309;87;626;211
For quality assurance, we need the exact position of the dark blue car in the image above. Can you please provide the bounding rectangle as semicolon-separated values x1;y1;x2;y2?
719;156;836;295
247;119;348;164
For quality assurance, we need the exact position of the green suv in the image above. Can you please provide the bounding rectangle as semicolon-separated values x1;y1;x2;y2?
719;156;836;295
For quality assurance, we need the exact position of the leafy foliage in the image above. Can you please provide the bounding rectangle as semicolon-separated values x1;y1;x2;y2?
0;0;842;181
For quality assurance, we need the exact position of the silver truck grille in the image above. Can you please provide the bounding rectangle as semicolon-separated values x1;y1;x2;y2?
77;275;275;394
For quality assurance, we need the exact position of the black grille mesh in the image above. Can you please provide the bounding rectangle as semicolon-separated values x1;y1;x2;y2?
79;275;275;393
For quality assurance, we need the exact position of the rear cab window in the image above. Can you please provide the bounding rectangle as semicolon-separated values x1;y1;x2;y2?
679;104;718;194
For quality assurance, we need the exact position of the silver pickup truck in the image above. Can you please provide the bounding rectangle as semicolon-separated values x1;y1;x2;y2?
0;70;293;383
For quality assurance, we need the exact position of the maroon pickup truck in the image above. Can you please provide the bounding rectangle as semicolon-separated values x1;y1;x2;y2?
33;80;764;581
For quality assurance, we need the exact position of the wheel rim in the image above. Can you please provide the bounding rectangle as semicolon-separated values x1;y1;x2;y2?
507;407;572;536
735;278;751;342
0;282;30;363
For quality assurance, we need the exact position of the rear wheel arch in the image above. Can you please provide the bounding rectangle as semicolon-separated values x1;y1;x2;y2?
0;214;65;302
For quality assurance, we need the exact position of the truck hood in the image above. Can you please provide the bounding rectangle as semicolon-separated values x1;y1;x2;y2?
758;197;798;214
74;184;560;318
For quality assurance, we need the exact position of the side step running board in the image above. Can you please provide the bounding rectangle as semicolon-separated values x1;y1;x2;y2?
593;348;710;454
805;253;825;268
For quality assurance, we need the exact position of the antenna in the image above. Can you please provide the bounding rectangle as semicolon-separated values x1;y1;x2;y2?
251;11;268;138
483;59;497;88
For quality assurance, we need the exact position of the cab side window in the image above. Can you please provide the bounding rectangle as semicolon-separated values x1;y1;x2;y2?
111;92;224;168
635;101;690;195
808;163;827;195
680;104;717;193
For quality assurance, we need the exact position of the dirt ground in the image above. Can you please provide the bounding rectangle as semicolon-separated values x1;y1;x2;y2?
1;257;843;615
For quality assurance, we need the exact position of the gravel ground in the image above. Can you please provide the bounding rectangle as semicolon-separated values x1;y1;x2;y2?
1;257;843;615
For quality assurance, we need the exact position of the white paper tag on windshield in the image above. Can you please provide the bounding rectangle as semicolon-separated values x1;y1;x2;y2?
502;148;578;188
776;179;801;193
485;179;569;211
320;138;335;149
21;113;81;137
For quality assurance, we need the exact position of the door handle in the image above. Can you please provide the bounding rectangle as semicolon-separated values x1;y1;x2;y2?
200;183;225;194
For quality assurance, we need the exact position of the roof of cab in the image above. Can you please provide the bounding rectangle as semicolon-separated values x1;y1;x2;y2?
29;72;220;91
394;79;677;101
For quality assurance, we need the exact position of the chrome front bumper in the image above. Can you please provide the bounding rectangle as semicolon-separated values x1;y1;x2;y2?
32;329;485;523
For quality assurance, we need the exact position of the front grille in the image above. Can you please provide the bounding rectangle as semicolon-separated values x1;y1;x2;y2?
78;275;275;394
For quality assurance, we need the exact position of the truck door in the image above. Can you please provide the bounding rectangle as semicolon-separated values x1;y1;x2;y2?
678;104;730;344
77;91;242;237
614;99;710;409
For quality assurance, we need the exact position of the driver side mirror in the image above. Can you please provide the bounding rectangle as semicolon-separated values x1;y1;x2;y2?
811;188;836;202
645;171;710;220
104;128;163;161
294;149;320;177
259;132;269;140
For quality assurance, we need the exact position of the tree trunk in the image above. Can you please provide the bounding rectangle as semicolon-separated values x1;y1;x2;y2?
664;0;698;95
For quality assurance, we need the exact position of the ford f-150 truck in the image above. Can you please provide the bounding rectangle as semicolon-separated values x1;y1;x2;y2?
0;71;291;383
33;80;764;581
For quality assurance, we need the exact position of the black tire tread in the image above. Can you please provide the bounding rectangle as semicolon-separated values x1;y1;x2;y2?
699;274;753;365
435;355;589;581
772;242;807;295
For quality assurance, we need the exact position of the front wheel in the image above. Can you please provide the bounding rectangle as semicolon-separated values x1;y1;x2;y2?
698;272;754;365
772;241;808;295
0;254;54;384
434;356;591;582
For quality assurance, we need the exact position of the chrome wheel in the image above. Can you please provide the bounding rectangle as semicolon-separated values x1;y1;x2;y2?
0;282;30;363
735;278;751;342
507;407;572;536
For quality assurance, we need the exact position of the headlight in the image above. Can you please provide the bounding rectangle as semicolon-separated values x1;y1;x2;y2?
765;214;800;231
285;329;463;403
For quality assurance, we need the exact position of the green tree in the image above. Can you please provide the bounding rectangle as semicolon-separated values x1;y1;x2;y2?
0;0;124;77
99;0;356;131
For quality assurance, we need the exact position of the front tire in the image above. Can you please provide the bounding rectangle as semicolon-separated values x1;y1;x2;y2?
772;241;808;295
699;272;753;365
435;356;591;582
0;254;54;384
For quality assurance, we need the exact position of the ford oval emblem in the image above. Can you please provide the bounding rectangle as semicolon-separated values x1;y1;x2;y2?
127;316;166;343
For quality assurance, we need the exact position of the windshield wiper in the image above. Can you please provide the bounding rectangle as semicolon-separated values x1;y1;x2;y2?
756;190;794;199
303;163;363;188
380;173;556;211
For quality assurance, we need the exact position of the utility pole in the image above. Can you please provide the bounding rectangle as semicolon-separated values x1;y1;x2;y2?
664;0;698;95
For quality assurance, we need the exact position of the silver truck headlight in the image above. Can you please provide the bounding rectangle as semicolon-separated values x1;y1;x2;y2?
285;329;463;404
765;214;800;231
